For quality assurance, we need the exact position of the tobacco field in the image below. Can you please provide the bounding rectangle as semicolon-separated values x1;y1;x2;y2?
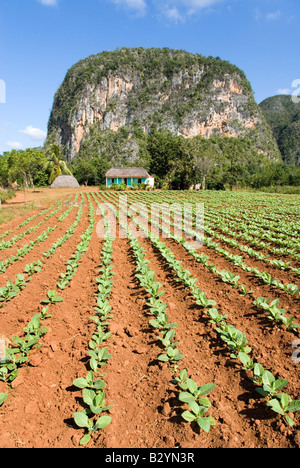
0;188;299;448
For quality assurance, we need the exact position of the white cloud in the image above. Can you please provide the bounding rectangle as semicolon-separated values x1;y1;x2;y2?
109;0;224;19
153;0;224;22
37;0;58;5
164;6;184;23
0;79;6;104
177;0;222;8
253;7;262;21
254;7;292;23
19;126;47;141
266;10;282;21
6;141;24;150
278;88;291;95
110;0;147;15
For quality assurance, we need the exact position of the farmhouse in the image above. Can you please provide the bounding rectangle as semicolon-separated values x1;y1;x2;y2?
106;167;154;188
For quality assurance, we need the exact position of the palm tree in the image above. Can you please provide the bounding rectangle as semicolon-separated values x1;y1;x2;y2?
45;145;72;184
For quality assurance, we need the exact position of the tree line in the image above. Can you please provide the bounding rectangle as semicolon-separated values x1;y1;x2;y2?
70;129;300;191
1;130;300;194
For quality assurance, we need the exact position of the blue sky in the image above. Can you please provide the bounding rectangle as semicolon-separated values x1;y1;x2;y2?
0;0;299;154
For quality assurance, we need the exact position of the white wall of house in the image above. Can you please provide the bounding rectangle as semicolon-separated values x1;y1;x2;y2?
146;177;155;187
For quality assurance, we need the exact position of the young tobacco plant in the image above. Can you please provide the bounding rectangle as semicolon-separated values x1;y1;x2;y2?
149;312;177;333
238;359;300;427
255;370;289;398
267;394;300;427
73;410;111;446
181;399;216;433
206;308;229;326
41;290;63;305
0;275;30;307
215;324;251;359
88;346;112;373
157;346;185;368
73;370;106;391
24;261;42;276
0;307;51;389
253;297;299;332
174;370;216;433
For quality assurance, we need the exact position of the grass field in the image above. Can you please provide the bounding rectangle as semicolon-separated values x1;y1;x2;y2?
0;188;299;448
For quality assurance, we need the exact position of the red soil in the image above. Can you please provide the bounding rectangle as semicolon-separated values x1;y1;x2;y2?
0;191;299;449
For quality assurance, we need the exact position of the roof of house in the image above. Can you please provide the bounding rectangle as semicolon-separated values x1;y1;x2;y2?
50;174;80;188
106;167;150;178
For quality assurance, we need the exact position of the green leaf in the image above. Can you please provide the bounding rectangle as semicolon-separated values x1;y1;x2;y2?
93;379;106;390
179;368;188;381
198;397;211;408
90;357;98;372
284;415;295;427
93;415;111;430
266;399;285;416
196;416;211;433
238;352;253;369
181;410;196;422
198;383;216;397
186;379;197;395
90;392;106;414
273;379;289;393
262;370;275;387
79;434;91;446
172;353;184;361
54;296;63;302
0;393;8;406
157;354;169;362
73;411;90;428
82;389;96;406
279;393;291;410
73;378;88;389
256;387;269;397
288;400;300;412
178;391;195;403
189;400;201;416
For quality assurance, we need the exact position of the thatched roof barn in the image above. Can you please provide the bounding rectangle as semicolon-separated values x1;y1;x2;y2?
50;174;80;188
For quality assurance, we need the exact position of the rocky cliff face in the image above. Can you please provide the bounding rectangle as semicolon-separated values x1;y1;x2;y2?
46;48;279;162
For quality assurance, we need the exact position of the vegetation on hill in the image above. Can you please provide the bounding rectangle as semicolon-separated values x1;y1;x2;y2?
259;95;300;166
48;47;254;126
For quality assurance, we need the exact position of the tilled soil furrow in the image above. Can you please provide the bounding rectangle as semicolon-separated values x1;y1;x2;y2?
136;236;296;448
100;235;178;449
0;203;90;337
150;236;300;395
0;197;76;267
0;200;102;448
